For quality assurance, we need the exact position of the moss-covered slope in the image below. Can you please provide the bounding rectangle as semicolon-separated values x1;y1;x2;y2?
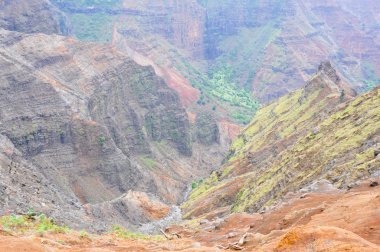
182;62;380;218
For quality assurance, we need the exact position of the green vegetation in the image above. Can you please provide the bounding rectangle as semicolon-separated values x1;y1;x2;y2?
79;230;90;239
57;129;65;136
191;179;204;189
231;112;253;125
188;65;260;124
182;20;282;124
181;172;222;218
0;214;68;234
191;182;197;189
230;87;380;212
0;213;163;241
98;135;107;145
207;65;259;110
0;215;29;230
52;0;261;124
138;155;157;170
110;225;163;241
183;77;380;217
36;214;69;234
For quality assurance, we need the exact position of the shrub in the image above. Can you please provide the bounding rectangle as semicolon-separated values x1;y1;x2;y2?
37;214;68;234
79;230;90;239
191;182;197;189
98;135;107;145
0;215;29;231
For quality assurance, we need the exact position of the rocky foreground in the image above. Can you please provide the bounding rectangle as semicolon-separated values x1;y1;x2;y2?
1;179;379;251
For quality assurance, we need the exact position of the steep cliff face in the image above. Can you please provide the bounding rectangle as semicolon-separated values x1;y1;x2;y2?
46;0;258;127
0;134;88;229
51;0;205;57
200;0;288;60
199;0;380;102
0;0;69;35
252;0;380;101
0;28;227;230
51;0;380;110
182;62;380;218
120;0;205;59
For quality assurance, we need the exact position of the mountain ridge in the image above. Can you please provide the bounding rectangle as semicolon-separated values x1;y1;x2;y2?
182;62;379;218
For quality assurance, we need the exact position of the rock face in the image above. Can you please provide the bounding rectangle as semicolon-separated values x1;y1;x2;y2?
194;113;220;146
88;191;171;229
0;0;69;35
0;28;225;230
198;0;380;101
120;0;205;59
0;134;87;229
49;0;380;104
182;63;380;218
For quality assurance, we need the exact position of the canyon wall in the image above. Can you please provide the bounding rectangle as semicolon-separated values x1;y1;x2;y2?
0;0;69;35
0;26;225;230
0;0;231;230
52;0;380;103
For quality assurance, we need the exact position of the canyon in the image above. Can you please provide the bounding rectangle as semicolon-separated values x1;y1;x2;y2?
0;0;229;231
47;0;380;103
0;27;228;230
0;0;379;251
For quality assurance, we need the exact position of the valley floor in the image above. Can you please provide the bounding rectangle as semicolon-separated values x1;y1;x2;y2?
1;179;379;251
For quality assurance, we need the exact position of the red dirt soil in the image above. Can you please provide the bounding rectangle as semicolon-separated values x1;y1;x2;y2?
161;68;200;107
1;180;379;251
219;120;242;140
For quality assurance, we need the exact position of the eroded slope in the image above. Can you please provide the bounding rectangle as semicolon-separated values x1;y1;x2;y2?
1;180;379;251
182;62;380;218
0;28;225;230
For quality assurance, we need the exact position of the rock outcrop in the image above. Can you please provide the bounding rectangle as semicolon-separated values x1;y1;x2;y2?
0;134;87;229
194;112;220;146
119;0;205;59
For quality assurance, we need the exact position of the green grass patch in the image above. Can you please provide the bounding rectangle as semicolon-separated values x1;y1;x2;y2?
0;214;68;234
110;225;163;241
138;155;157;170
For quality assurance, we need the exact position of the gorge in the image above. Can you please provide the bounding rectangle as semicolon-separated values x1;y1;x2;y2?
0;0;379;251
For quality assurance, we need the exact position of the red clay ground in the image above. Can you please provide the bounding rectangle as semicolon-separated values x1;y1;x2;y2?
1;180;379;251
